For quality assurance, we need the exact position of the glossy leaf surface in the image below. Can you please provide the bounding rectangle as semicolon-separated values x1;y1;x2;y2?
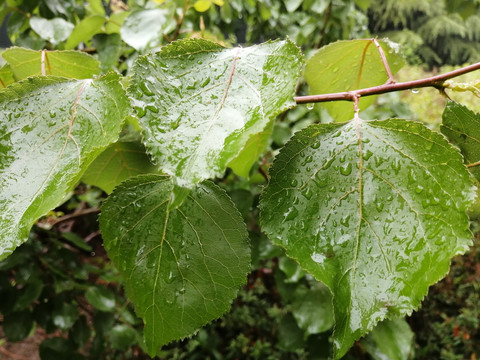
260;118;475;358
304;40;404;122
0;74;130;259
362;317;414;360
130;39;302;186
82;140;157;193
29;17;74;45
99;175;250;355
441;101;480;181
2;47;100;80
120;8;175;50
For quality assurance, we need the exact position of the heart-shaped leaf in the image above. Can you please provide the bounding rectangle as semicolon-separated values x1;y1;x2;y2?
99;174;250;355
129;38;303;186
0;73;130;259
260;118;475;358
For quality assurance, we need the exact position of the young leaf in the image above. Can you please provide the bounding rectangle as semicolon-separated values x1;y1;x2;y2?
99;174;250;355
304;39;404;122
2;47;100;80
130;38;303;186
441;101;480;181
82;140;157;194
0;73;130;260
260;118;475;358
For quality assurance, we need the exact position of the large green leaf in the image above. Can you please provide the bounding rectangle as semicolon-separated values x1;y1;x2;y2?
130;39;303;186
0;64;15;88
82;140;157;194
260;118;475;358
0;73;130;259
65;15;106;50
99;174;250;355
304;40;404;122
441;101;480;181
2;47;100;80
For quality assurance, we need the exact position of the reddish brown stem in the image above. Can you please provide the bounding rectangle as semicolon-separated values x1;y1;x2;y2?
295;61;480;104
373;38;394;84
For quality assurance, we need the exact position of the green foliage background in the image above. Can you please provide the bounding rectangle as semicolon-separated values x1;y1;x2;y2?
0;0;480;359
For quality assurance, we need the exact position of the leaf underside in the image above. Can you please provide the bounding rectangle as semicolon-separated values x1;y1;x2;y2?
260;118;475;358
99;174;250;355
129;38;303;186
304;39;404;122
0;73;130;259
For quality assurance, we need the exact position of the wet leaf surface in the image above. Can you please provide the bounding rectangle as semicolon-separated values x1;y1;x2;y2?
260;118;475;358
99;174;250;355
129;38;303;186
0;74;130;259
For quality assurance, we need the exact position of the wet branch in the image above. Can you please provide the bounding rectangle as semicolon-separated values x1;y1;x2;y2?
294;61;480;104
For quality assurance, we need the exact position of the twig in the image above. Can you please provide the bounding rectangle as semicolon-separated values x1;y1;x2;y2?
295;61;480;104
170;0;189;42
0;346;30;360
373;38;394;84
50;207;100;226
316;1;333;49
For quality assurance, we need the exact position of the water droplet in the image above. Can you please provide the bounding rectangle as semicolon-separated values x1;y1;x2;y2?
311;141;320;149
301;187;313;200
415;185;424;194
49;111;56;118
283;206;299;221
311;253;326;264
166;271;175;284
306;103;314;110
340;163;352;176
139;82;155;96
290;179;298;187
411;89;419;94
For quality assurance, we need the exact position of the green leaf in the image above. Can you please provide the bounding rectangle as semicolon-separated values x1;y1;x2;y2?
29;17;74;45
53;302;79;330
130;39;303;187
99;174;250;355
82;140;157;194
441;101;480;181
304;39;404;122
228;118;274;177
291;283;334;336
85;285;116;312
120;8;175;50
260;118;475;358
65;15;106;50
92;33;121;72
0;64;15;88
108;324;137;351
105;11;130;34
69;316;91;348
3;311;34;341
2;47;100;80
278;313;305;351
0;73;130;260
361;317;415;360
61;232;92;252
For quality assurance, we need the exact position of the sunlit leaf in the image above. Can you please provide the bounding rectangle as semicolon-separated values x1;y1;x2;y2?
29;17;74;45
0;73;130;260
65;15;106;50
99;174;250;355
130;38;303;187
0;64;15;88
260;118;475;358
120;8;175;50
2;47;100;80
304;39;404;122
